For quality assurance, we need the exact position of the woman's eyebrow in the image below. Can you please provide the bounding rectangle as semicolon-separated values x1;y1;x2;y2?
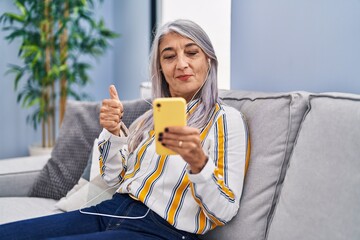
160;47;173;54
160;43;198;54
185;43;198;48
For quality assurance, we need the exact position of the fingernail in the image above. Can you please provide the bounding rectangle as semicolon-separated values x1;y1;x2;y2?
162;143;166;146
165;128;169;132
159;132;163;137
158;137;162;142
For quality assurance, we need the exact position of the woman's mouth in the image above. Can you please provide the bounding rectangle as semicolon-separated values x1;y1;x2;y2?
177;75;192;81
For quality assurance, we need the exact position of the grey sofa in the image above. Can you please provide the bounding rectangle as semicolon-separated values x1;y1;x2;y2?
1;89;359;240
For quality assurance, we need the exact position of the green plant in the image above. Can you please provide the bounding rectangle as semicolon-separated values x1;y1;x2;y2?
0;0;119;148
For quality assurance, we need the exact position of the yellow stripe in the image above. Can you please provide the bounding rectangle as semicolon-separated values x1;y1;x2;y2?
137;155;167;202
167;175;190;225
124;131;154;180
244;136;251;176
196;209;208;234
214;116;235;200
187;100;200;116
200;104;220;139
216;116;225;178
98;140;108;176
99;156;104;175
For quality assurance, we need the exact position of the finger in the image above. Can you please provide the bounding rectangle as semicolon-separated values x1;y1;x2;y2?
100;105;123;115
100;113;121;123
100;120;119;130
165;126;200;135
161;139;198;154
161;133;198;144
101;102;124;119
109;85;120;100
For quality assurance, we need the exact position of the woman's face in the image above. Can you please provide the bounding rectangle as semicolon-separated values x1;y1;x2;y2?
159;32;209;102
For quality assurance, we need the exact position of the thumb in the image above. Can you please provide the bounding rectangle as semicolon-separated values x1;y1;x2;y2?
109;85;119;100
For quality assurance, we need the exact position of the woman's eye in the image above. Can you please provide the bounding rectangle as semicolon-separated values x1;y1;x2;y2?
187;51;198;56
163;55;175;60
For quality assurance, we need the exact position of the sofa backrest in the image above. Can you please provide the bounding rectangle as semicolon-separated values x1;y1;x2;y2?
267;93;360;240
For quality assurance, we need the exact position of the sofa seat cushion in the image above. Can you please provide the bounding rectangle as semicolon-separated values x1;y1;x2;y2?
0;197;62;224
267;93;360;240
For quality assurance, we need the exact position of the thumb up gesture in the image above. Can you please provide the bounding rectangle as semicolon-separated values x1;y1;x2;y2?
100;85;124;136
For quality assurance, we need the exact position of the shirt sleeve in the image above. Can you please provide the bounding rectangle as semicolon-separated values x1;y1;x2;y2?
97;127;130;186
187;107;249;225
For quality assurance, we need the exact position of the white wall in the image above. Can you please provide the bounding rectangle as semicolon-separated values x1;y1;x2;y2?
231;0;360;93
160;0;231;90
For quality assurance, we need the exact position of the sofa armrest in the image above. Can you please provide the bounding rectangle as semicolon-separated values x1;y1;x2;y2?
0;155;50;197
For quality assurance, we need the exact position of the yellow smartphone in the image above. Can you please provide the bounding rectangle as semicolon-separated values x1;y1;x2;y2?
153;97;186;155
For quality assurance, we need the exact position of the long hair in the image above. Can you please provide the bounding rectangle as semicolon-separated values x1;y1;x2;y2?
128;19;220;153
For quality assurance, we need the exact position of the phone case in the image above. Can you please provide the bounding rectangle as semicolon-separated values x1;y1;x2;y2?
153;97;186;155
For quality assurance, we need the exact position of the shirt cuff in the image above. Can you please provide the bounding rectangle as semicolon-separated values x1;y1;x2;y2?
186;157;215;183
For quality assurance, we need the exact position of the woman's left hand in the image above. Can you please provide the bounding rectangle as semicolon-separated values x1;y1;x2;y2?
159;126;208;174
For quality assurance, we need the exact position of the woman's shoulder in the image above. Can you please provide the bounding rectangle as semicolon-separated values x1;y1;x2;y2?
218;102;245;118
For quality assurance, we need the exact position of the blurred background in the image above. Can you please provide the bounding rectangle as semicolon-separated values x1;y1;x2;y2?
1;0;359;159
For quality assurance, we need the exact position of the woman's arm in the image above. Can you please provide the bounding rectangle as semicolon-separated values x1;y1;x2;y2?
97;127;130;186
187;107;249;225
98;85;129;186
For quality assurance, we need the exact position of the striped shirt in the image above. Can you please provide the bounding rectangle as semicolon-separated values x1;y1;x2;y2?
97;100;250;234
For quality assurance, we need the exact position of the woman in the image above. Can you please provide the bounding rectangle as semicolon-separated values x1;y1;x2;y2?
0;19;249;240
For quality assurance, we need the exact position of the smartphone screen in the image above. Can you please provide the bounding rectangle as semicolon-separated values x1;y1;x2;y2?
153;97;186;155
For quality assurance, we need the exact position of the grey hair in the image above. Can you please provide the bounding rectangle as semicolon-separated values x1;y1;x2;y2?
128;19;220;153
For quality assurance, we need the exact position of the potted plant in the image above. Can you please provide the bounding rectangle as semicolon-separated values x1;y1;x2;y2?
0;0;118;155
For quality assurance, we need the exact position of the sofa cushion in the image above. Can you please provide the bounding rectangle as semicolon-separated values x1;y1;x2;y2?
202;90;309;240
55;139;116;211
29;99;151;200
267;93;360;240
28;101;102;200
0;197;61;224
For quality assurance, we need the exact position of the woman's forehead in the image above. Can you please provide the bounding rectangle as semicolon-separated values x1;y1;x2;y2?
159;32;196;49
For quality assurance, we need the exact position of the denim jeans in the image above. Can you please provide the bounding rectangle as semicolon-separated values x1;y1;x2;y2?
0;193;200;240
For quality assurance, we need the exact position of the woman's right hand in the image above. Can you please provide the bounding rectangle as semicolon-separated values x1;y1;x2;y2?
100;85;124;136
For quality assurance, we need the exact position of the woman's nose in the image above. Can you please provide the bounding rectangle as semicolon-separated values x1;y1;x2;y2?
176;56;189;70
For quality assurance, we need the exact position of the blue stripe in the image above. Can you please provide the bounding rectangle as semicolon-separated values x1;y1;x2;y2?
164;169;187;218
194;208;201;234
100;141;111;174
173;187;189;227
186;98;200;113
222;114;229;185
214;124;219;166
